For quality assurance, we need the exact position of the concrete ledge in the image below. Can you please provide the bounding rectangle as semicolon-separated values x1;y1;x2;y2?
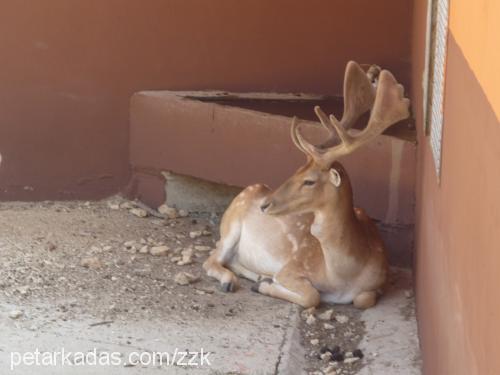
129;91;416;265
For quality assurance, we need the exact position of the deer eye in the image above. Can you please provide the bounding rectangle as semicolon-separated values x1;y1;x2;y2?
303;180;316;186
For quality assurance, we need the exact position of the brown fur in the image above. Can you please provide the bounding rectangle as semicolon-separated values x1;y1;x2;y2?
203;61;409;309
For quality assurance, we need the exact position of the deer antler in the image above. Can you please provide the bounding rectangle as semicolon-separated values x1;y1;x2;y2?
291;61;377;154
314;61;378;145
292;66;410;168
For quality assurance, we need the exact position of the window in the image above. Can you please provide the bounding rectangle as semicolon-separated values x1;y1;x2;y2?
423;0;450;179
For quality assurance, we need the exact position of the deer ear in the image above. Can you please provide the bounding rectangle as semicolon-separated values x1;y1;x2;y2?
329;168;342;187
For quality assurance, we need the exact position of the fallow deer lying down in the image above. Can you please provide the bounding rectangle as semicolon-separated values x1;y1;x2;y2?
203;61;410;309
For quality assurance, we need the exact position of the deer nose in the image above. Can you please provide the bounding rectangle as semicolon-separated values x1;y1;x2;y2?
260;201;272;213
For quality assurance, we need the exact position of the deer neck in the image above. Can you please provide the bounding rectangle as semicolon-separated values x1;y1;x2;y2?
310;197;363;263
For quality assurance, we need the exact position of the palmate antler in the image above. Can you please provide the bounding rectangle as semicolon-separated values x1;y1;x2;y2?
291;61;378;152
292;61;410;168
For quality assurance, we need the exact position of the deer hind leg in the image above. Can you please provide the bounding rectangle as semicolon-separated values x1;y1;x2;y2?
202;221;241;292
252;272;320;308
353;291;378;309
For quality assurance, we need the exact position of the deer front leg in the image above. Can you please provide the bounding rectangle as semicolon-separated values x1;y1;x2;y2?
252;271;320;308
202;221;241;292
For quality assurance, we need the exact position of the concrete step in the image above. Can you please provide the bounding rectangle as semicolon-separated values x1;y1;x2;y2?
128;90;416;266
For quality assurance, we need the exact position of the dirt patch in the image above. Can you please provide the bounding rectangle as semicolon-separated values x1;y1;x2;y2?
0;198;231;322
299;304;366;375
1;197;301;374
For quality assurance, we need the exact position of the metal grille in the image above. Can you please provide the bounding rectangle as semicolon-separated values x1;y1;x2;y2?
428;0;449;178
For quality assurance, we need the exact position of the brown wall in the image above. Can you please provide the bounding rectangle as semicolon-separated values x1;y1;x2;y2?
0;0;412;200
412;0;500;374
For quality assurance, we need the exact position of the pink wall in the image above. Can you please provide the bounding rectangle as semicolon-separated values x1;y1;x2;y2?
0;0;412;200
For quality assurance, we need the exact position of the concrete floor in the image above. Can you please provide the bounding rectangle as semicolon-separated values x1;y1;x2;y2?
0;199;420;374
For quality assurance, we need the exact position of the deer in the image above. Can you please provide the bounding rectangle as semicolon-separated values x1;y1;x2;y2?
203;61;410;309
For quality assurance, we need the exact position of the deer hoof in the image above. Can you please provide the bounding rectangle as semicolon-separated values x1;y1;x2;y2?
221;282;236;293
251;278;273;293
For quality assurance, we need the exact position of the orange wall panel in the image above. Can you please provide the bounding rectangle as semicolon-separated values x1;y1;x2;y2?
412;0;500;373
449;0;500;118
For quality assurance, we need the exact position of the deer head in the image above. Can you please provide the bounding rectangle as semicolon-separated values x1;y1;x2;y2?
260;61;410;216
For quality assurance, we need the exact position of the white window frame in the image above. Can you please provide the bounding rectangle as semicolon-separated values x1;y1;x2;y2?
422;0;450;180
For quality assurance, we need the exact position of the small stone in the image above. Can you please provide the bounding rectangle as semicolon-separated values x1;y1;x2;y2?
124;241;136;248
323;365;337;375
178;209;189;217
352;349;364;359
174;272;199;286
324;323;335;330
310;339;319;345
123;241;137;252
107;202;120;210
120;201;134;209
189;231;203;239
139;246;149;254
318;309;334;321
345;351;353;358
344;357;359;364
177;259;192;266
17;286;30;296
301;306;316;319
319;346;331;354
335;314;349;324
130;208;148;218
320;352;332;361
158;204;178;219
177;248;194;265
306;314;317;325
80;257;102;269
202;230;212;236
194;245;212;252
9;310;23;319
331;351;344;362
150;246;169;256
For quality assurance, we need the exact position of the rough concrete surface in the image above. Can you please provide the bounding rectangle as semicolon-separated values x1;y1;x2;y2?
0;198;420;374
359;269;421;375
162;171;242;213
